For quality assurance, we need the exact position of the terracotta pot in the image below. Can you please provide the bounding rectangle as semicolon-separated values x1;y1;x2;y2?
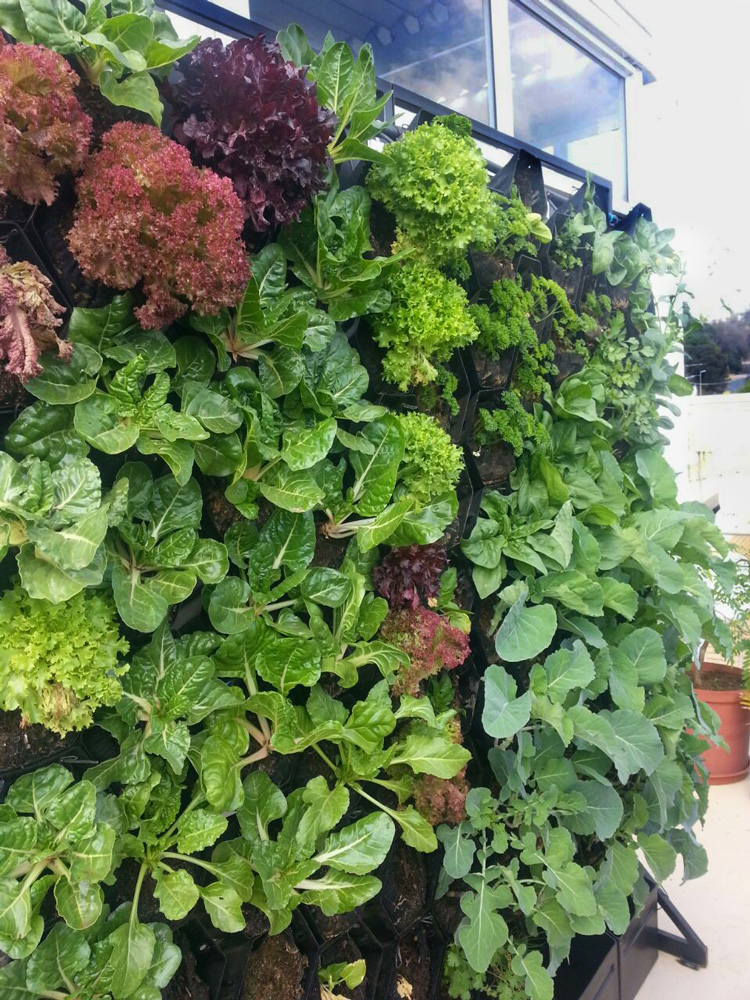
694;663;750;784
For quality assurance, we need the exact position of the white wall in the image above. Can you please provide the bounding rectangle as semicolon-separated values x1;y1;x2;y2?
672;394;750;534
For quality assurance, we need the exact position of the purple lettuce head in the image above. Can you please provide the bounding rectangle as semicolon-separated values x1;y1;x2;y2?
372;543;447;609
169;35;336;231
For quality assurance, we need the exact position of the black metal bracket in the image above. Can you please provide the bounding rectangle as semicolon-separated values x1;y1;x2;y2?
656;886;708;970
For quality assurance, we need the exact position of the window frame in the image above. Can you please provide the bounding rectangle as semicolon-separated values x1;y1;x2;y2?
491;0;639;208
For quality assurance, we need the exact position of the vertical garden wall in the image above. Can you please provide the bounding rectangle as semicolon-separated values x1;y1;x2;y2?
0;6;734;1000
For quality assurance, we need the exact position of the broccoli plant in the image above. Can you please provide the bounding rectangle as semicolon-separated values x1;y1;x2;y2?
0;586;128;734
0;247;69;381
68;123;249;329
371;261;478;392
169;35;335;230
0;0;198;125
0;41;91;205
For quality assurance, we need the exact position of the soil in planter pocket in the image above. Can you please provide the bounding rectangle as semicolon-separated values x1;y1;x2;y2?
0;370;28;409
380;841;428;933
321;935;368;1000
162;932;211;1000
468;345;516;392
242;932;308;1000
391;927;432;1000
0;709;74;773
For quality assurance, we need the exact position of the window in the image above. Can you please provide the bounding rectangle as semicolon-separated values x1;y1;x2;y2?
507;1;628;200
246;0;495;125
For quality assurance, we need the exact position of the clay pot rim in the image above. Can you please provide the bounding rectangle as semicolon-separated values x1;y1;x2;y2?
693;661;745;699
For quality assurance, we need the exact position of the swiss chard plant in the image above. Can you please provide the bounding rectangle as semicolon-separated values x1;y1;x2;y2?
106;463;228;632
280;177;404;321
278;25;392;165
0;450;127;603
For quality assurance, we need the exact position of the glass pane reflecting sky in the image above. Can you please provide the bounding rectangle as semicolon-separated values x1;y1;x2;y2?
509;1;627;198
248;0;494;124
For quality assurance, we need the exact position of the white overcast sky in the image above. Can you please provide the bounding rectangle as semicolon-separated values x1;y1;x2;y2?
633;0;750;320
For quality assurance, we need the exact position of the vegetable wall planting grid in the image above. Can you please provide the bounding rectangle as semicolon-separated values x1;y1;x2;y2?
0;7;734;1000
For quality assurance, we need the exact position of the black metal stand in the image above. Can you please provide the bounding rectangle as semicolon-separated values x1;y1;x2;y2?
656;886;709;970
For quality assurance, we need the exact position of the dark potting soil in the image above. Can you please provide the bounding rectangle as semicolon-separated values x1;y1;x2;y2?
431;892;462;939
311;907;360;941
33;190;98;307
111;858;171;924
469;251;513;292
242;903;271;939
469;346;515;391
695;670;745;692
552;350;585;389
368;202;396;259
75;79;150;146
391;927;431;1000
312;525;349;570
475;602;499;667
322;936;367;1000
0;370;28;408
242;932;308;1000
162;933;211;1000
381;842;428;934
254;751;297;788
470;435;516;488
0;709;73;773
205;481;244;537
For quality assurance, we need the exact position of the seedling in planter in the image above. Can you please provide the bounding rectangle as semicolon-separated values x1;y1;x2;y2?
222;332;380;518
0;41;91;205
169;34;335;229
316;414;458;551
280;176;405;321
0;0;198;124
371;261;478;393
0;765;118;957
68;123;248;328
319;959;367;1000
367;116;501;269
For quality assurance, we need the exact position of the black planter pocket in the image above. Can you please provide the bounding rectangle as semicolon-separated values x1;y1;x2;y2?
377;921;445;1000
166;920;227;1000
616;883;658;1000
554;932;619;1000
464;390;517;491
313;924;384;1000
490;148;548;220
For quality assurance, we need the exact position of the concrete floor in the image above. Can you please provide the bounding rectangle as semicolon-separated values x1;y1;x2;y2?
638;775;750;999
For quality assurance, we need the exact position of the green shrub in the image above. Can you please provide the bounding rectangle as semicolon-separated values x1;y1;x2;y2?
396;411;464;504
475;393;548;457
0;587;128;733
366;116;501;267
372;261;478;391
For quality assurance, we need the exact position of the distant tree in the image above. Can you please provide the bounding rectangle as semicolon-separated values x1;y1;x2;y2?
705;310;750;373
683;327;730;393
